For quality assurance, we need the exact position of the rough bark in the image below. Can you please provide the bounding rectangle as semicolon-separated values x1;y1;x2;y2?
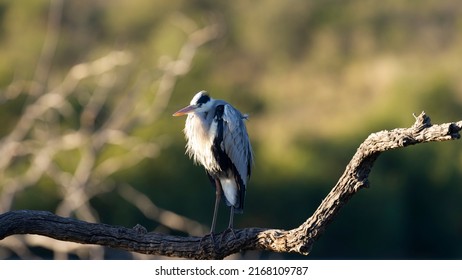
0;112;461;259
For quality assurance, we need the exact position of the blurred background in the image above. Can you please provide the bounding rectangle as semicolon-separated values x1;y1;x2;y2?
0;0;462;259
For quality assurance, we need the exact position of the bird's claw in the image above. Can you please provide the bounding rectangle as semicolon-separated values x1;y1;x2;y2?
198;228;239;252
218;227;238;246
198;232;218;251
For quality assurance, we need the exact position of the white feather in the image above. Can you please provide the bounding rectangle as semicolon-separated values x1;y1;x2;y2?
220;178;238;206
184;113;220;172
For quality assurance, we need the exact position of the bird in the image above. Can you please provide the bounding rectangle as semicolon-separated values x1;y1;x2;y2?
173;90;253;234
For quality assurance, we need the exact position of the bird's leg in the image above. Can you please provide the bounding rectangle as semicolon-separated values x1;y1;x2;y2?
210;178;222;234
227;207;237;239
198;178;222;251
218;206;238;246
227;206;234;229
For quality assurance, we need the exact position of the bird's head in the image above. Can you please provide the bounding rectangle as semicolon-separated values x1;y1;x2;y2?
172;90;214;116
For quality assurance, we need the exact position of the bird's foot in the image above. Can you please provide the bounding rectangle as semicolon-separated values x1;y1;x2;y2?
198;228;239;251
218;227;238;246
198;232;218;251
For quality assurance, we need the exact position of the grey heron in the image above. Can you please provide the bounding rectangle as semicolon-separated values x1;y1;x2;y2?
173;90;253;233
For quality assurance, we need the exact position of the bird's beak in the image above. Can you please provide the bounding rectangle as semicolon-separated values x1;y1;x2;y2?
172;104;197;116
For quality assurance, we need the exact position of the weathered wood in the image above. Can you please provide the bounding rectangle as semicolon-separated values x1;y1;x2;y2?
0;112;461;259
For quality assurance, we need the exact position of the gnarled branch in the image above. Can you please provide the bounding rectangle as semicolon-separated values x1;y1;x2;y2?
0;112;461;259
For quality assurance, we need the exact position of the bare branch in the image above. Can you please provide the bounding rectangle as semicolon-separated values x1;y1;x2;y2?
118;184;209;236
1;112;460;259
29;0;63;97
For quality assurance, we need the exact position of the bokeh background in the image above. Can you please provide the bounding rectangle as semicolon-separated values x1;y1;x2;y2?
1;0;462;259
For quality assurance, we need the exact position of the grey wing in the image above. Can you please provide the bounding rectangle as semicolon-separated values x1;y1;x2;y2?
222;104;253;184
